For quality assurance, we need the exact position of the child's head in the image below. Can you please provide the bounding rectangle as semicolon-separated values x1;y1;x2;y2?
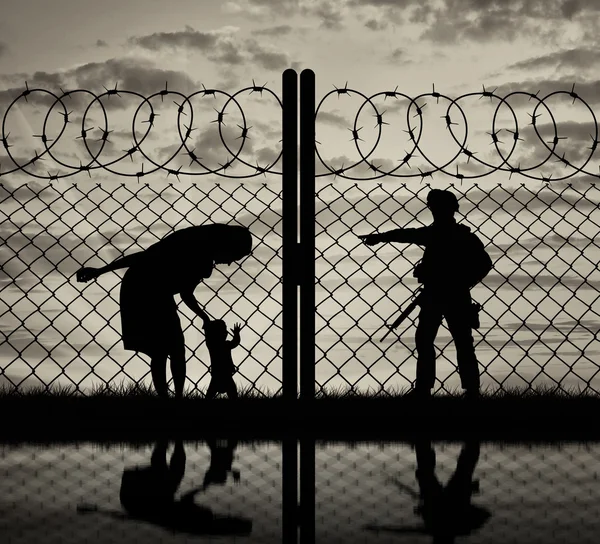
206;319;228;341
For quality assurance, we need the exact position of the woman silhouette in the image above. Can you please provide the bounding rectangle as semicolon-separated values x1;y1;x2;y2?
76;224;253;398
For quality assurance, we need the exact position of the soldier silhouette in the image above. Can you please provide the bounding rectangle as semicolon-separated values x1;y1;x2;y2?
76;224;252;399
364;439;491;543
359;189;492;399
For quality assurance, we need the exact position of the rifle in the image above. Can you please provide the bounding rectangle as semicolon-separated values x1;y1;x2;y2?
380;286;424;343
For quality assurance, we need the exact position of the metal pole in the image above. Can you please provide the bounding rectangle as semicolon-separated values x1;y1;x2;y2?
281;68;299;544
299;68;316;544
282;68;298;404
299;69;315;401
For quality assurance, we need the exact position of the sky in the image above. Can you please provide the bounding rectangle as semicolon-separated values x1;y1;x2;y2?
1;0;600;395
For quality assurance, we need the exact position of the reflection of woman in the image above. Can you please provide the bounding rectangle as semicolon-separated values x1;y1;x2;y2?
77;440;253;537
76;224;253;398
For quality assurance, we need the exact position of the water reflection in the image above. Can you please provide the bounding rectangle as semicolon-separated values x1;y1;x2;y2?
364;440;490;543
77;439;252;537
315;440;600;544
2;440;600;543
0;439;281;544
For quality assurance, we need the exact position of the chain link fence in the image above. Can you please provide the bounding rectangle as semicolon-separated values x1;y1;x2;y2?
3;73;600;398
315;181;600;396
0;180;283;396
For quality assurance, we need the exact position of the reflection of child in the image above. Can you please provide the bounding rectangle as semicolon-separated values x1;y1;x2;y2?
198;310;241;399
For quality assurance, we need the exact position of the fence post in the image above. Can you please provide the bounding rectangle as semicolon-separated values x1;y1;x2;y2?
299;68;316;544
282;68;298;404
299;69;316;401
281;68;299;544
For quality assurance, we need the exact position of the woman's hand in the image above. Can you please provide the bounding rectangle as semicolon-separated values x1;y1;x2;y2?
231;323;242;335
358;233;382;246
76;267;100;282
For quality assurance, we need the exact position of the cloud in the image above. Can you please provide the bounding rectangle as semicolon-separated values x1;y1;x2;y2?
128;27;291;72
128;27;221;51
364;18;388;30
349;0;600;45
70;57;199;98
492;77;600;107
0;41;8;58
387;48;405;63
225;0;346;28
95;39;108;48
244;39;290;70
505;47;600;72
316;110;352;128
252;25;294;36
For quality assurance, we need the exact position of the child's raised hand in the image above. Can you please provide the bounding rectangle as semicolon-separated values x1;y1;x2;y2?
231;323;242;334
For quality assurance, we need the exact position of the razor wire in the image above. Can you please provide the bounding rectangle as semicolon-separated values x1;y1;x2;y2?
0;80;282;181
314;82;599;183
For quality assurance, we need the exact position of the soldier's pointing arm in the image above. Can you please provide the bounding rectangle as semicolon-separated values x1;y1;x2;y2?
379;226;430;245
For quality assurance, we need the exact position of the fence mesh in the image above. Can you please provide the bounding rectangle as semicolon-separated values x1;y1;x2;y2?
0;180;283;396
315;181;600;396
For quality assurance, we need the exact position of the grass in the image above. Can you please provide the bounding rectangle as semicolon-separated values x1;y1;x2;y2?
1;380;596;400
2;380;600;442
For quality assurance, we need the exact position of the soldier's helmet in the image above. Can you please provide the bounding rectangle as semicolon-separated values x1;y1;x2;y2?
426;189;459;213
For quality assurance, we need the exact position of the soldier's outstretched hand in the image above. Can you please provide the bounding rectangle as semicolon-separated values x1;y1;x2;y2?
358;233;382;246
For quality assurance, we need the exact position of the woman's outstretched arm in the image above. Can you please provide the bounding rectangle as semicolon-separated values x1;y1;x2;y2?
97;251;146;275
180;289;210;326
76;251;146;282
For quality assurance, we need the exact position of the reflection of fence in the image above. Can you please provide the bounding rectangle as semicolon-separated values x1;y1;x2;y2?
0;441;283;544
1;441;599;543
314;441;600;544
315;182;600;396
0;182;283;395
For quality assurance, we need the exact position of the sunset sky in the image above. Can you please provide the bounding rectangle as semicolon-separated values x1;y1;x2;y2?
1;0;600;395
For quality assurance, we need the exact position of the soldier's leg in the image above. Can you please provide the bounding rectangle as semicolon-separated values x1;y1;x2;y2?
414;439;443;502
445;440;480;503
415;302;443;390
205;381;218;399
151;439;169;471
445;303;480;392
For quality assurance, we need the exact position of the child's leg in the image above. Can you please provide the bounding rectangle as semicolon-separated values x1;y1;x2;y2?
226;378;238;400
205;381;219;399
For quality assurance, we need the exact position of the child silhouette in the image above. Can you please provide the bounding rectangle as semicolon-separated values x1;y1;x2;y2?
198;310;241;399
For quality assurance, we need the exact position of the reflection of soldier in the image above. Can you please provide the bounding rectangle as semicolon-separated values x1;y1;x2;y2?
203;438;241;491
365;440;491;544
359;189;493;399
76;440;252;536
